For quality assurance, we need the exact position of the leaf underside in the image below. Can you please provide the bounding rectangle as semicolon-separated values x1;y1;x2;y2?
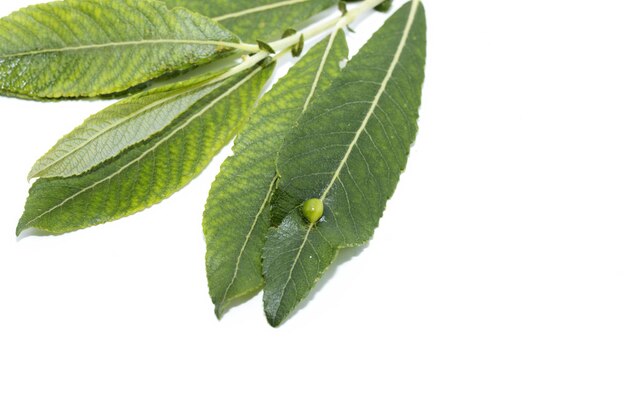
17;63;274;236
263;0;427;326
29;71;229;179
0;0;239;99
164;0;336;42
203;30;348;318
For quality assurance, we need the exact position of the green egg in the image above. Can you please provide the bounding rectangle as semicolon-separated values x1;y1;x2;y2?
302;198;324;224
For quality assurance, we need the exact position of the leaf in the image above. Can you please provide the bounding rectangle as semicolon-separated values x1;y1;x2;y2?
263;0;427;327
164;0;336;42
16;62;274;235
0;0;241;99
203;31;348;318
29;71;230;179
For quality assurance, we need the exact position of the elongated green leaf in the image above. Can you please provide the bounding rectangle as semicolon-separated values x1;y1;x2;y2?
263;0;427;327
203;31;348;318
0;0;240;99
29;71;229;179
164;0;336;42
17;63;274;235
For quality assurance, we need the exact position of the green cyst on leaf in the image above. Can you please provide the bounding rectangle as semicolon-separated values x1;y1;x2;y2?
302;198;324;224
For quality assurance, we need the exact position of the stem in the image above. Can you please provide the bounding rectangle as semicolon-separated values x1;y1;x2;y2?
226;42;262;53
209;0;388;84
209;51;270;85
269;0;388;52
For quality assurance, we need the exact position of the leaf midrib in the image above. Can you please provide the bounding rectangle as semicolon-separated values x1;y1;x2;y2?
220;31;341;309
218;176;277;311
273;0;421;314
21;66;263;231
31;78;218;179
0;39;241;59
319;0;419;202
213;0;311;22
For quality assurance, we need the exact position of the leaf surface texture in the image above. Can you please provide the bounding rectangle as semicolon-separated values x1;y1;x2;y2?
0;0;239;99
203;31;348;317
165;0;336;42
263;1;427;326
29;73;230;179
17;63;274;235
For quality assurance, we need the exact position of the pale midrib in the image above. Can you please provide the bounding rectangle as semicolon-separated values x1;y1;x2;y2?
1;39;242;59
275;0;420;314
213;0;310;21
302;28;338;113
320;0;418;202
271;30;344;312
22;66;263;230
218;176;277;310
279;223;313;311
224;32;341;312
33;81;218;178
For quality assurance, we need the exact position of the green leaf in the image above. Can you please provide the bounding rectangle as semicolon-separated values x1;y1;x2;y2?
263;0;427;327
0;0;241;99
164;0;336;42
29;71;230;179
203;31;348;318
17;62;274;235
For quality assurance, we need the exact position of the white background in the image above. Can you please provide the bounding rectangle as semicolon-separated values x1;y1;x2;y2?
1;0;625;416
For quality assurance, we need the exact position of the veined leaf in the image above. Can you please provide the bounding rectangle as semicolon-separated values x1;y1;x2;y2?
29;71;230;179
203;31;348;318
164;0;336;42
263;0;427;327
17;62;274;235
0;0;241;99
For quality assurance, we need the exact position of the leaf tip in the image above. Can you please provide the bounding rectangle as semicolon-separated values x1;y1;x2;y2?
214;305;225;320
265;314;282;328
26;168;39;182
264;302;286;328
15;220;27;237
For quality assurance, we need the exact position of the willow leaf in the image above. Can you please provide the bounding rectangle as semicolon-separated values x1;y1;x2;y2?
263;0;427;327
17;63;274;235
29;72;229;179
164;0;336;42
203;31;348;318
0;0;240;99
